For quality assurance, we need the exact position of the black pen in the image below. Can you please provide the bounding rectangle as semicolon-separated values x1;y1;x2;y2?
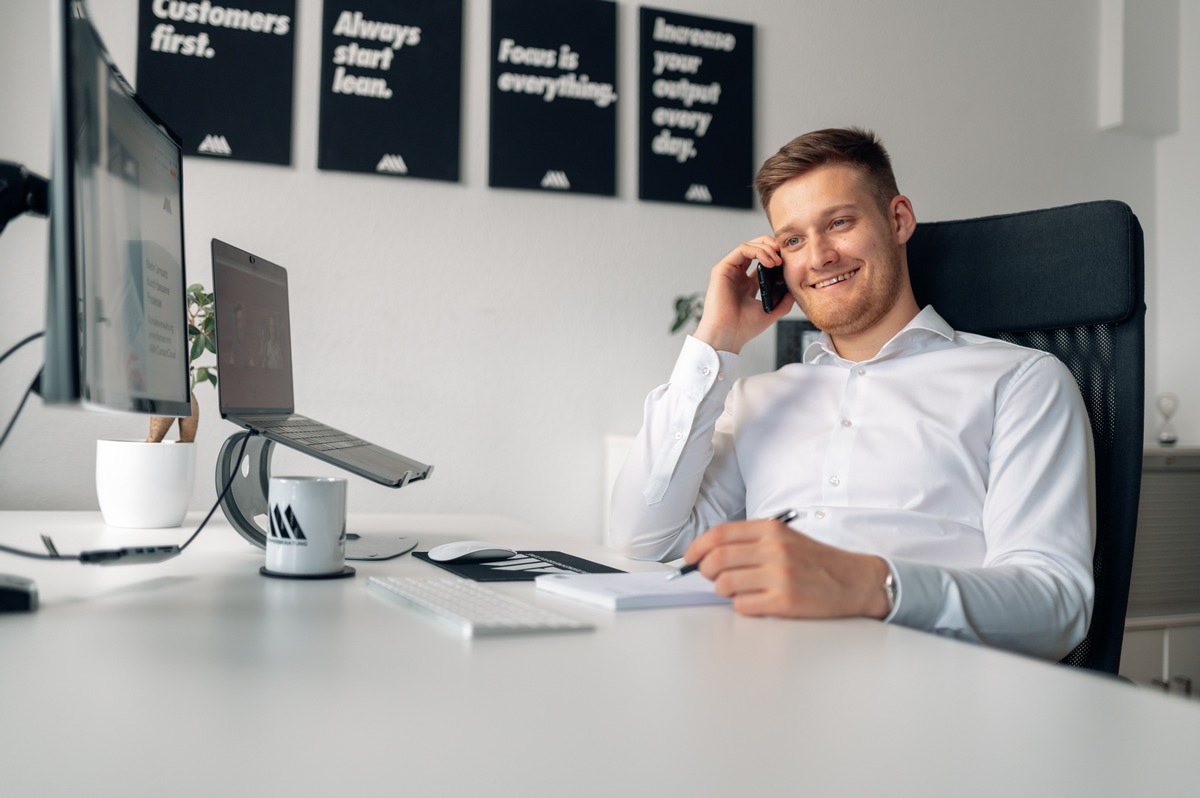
665;508;800;581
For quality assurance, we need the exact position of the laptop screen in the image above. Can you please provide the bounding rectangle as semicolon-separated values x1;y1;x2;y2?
211;239;294;416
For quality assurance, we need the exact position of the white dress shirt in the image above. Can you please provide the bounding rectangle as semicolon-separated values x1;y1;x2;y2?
610;306;1095;660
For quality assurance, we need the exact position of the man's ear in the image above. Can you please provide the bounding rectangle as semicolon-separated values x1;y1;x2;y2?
890;195;916;245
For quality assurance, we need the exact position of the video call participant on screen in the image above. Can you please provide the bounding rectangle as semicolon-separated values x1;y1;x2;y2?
221;302;257;367
609;128;1095;659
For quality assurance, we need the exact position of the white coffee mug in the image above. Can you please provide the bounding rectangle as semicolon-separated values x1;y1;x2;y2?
96;439;195;528
265;476;348;575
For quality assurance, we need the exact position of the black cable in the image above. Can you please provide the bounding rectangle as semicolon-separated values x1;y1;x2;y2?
0;418;255;563
0;542;79;561
0;334;58;559
0;333;254;563
178;429;254;552
1;332;46;450
0;330;44;365
1;367;42;450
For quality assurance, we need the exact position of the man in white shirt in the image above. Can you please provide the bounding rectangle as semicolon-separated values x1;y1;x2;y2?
609;128;1094;660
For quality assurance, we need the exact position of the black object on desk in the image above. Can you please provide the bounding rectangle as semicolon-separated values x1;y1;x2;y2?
0;574;38;612
413;551;624;582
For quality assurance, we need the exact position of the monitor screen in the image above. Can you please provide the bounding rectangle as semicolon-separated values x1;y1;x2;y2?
41;0;191;417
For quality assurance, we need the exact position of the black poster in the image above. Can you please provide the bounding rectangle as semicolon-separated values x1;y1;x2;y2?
489;0;617;196
318;0;463;181
638;8;753;209
135;0;296;165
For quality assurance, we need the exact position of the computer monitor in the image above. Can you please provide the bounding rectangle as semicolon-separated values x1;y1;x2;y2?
40;0;191;417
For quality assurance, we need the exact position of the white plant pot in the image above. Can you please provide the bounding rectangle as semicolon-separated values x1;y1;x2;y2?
96;440;196;528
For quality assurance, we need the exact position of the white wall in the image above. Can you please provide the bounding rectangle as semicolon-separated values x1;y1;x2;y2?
1154;1;1200;445
0;0;1178;542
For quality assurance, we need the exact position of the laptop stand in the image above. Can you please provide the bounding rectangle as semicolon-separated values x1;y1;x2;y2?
214;432;419;560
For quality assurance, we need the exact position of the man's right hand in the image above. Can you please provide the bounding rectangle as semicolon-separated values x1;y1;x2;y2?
692;236;795;354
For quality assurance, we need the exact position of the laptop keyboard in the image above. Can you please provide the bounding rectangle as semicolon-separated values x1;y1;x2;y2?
256;417;367;451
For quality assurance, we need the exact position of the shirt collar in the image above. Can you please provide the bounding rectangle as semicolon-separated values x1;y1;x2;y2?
803;305;954;365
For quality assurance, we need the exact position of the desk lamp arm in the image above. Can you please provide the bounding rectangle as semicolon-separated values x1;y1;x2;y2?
0;161;49;238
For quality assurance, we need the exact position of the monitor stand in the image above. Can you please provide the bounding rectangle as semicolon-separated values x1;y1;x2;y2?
215;433;419;560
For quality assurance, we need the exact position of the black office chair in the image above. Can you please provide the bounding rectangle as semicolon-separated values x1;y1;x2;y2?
778;200;1146;673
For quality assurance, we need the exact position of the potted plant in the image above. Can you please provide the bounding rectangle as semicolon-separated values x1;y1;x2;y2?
147;283;218;442
669;292;818;366
95;284;217;528
671;291;705;334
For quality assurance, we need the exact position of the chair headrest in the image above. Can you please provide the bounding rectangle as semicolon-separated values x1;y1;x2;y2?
907;200;1144;334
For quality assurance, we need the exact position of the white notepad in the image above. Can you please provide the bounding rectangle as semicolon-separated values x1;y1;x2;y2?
535;570;732;610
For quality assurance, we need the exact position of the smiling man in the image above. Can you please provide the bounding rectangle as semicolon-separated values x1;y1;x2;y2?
609;128;1095;660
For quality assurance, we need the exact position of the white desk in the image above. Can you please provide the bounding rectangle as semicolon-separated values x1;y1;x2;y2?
2;511;1199;797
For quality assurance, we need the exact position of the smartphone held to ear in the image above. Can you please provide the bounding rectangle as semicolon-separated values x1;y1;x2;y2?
756;261;788;313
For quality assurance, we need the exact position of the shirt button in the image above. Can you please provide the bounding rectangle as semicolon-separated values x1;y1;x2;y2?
675;432;684;440
841;419;853;428
829;476;840;487
856;367;866;376
814;510;826;520
701;366;711;376
717;372;725;381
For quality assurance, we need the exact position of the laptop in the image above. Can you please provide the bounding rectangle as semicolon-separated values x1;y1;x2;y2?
211;238;433;489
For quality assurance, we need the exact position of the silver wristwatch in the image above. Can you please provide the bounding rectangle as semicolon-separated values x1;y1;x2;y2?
882;570;897;617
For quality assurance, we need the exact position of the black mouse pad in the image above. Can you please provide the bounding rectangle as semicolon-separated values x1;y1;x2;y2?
411;551;625;582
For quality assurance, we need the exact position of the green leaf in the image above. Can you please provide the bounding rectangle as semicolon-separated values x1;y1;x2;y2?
669;293;703;334
204;335;217;354
207;371;218;387
189;336;204;361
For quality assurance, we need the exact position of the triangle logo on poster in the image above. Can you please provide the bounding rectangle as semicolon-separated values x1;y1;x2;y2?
376;154;409;174
684;184;712;203
540;170;571;190
198;134;232;156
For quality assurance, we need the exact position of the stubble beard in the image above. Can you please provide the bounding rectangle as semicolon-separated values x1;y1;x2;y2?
793;247;905;338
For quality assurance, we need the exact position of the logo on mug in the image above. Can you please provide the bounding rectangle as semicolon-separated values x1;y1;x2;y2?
270;504;308;545
269;504;347;546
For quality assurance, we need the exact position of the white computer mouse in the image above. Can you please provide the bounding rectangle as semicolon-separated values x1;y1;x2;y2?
426;541;519;563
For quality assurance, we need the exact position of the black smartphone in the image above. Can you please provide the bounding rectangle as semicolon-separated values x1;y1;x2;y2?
756;261;788;313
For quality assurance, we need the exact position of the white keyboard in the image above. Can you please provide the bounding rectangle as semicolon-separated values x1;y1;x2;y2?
367;576;594;638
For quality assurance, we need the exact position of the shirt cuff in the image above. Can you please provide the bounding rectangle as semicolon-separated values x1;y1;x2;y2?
673;335;739;395
883;558;969;640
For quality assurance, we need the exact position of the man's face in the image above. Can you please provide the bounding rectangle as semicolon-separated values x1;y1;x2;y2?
768;164;909;339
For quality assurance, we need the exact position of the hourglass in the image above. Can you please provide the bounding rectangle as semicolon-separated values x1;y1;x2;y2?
1156;393;1179;446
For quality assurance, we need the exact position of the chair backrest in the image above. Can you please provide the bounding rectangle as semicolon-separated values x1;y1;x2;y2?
778;200;1146;673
